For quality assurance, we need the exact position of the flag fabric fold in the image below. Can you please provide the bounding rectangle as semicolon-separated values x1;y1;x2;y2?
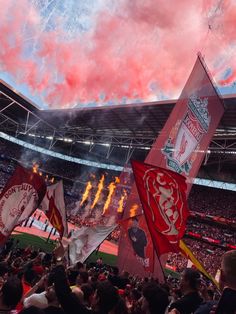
40;180;68;238
0;165;46;244
131;160;189;256
65;224;117;264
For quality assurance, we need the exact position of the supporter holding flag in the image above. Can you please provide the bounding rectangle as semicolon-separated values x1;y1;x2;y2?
168;268;203;314
0;165;46;245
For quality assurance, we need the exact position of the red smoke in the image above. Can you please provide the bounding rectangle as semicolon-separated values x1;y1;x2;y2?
0;0;236;108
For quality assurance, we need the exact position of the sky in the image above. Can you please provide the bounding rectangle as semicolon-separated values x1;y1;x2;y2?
0;0;236;109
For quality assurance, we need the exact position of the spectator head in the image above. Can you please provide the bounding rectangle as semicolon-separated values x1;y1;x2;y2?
180;268;201;293
0;262;8;277
131;217;139;231
112;296;128;314
45;285;59;307
77;271;89;285
75;262;84;271
42;253;52;268
122;271;129;278
72;286;84;303
67;270;79;286
131;288;141;301
0;276;23;309
13;257;23;268
142;282;169;314
23;268;38;286
81;283;94;307
220;250;236;290
18;306;45;314
93;281;119;312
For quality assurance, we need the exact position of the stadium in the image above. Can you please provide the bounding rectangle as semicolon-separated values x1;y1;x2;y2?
0;76;236;260
2;0;236;312
0;78;236;278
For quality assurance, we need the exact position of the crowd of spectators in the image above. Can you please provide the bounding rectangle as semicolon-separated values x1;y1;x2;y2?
186;220;236;245
188;185;236;220
1;138;235;220
1;236;236;314
167;238;225;277
107;228;121;243
109;222;236;246
0;138;236;285
0;159;14;191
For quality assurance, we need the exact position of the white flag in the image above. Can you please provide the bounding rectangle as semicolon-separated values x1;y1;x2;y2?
215;269;221;283
187;259;193;268
0;165;46;244
67;224;117;264
40;181;68;238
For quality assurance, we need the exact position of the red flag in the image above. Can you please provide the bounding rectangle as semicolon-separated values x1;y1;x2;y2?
131;160;189;255
122;55;225;221
40;181;68;238
0;165;46;244
118;55;224;279
118;214;155;273
145;54;224;196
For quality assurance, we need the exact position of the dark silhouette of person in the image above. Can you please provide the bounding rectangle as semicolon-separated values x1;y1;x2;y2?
128;217;147;258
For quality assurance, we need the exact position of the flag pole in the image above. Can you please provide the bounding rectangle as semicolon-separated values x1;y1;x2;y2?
46;227;54;242
65;204;70;266
60;179;70;266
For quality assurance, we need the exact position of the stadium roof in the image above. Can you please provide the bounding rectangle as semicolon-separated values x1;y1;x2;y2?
0;79;236;182
1;79;236;140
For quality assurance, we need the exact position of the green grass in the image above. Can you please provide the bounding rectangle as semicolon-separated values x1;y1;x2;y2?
12;232;55;252
164;268;180;279
86;251;117;266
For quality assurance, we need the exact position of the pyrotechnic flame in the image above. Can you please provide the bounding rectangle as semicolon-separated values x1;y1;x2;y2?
129;204;139;217
80;181;92;206
39;171;42;176
102;177;120;215
91;175;105;209
115;177;120;184
117;189;128;213
32;163;39;173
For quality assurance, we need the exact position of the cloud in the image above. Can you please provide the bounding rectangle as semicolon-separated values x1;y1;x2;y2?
0;0;236;108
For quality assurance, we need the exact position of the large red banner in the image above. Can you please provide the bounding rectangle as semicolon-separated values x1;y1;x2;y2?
118;214;166;281
117;55;224;278
131;160;189;255
146;55;224;194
